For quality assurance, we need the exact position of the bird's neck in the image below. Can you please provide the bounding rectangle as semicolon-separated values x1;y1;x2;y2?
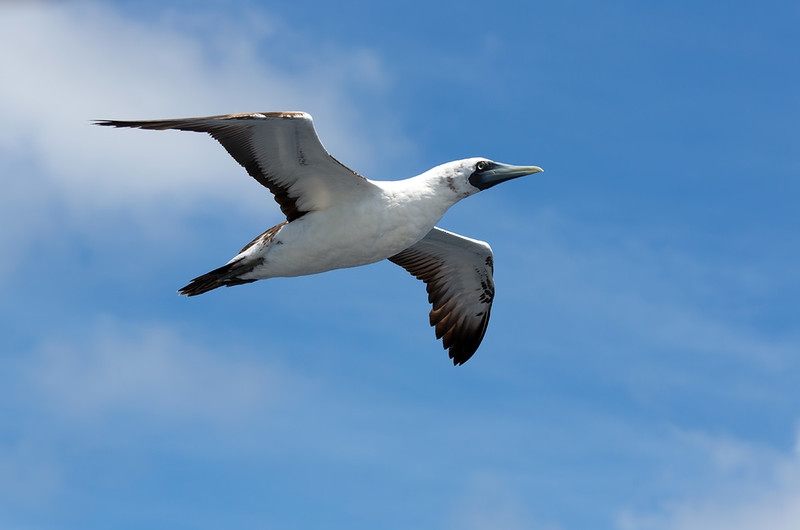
375;174;466;215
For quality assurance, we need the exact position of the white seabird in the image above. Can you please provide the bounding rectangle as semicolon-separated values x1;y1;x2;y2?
96;112;543;365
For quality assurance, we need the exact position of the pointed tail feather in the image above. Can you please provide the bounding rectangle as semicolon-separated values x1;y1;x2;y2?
178;258;262;296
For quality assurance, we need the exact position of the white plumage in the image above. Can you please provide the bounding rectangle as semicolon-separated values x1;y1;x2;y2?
96;112;543;365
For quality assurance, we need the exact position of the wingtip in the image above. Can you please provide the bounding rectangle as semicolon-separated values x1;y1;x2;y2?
92;119;140;128
448;347;477;366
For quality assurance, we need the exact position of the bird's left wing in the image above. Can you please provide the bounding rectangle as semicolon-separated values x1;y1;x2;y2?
389;227;495;365
95;112;376;222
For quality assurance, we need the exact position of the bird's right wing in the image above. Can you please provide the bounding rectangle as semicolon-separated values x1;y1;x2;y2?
389;227;495;365
95;112;377;222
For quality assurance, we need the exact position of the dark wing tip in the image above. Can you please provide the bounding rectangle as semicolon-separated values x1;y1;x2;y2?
92;119;182;130
446;310;492;366
93;119;126;127
450;350;472;366
449;344;478;366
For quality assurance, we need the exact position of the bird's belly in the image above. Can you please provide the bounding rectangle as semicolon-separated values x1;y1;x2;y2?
250;204;438;278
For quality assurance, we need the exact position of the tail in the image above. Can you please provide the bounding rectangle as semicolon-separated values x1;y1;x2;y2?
178;257;262;296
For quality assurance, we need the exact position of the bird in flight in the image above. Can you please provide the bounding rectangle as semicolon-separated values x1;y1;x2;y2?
96;112;543;365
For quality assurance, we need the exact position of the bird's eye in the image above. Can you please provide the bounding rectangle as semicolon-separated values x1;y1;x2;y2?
476;161;487;171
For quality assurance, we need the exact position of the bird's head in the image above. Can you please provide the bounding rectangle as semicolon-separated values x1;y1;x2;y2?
420;158;542;201
434;158;543;199
466;158;544;191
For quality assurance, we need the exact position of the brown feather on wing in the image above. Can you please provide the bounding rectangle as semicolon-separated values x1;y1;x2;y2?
390;227;495;365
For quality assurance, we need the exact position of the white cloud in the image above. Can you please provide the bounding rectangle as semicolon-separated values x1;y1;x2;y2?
0;439;62;507
23;320;309;428
617;429;800;530
0;318;319;517
0;2;412;210
0;2;414;277
496;208;799;375
447;470;560;530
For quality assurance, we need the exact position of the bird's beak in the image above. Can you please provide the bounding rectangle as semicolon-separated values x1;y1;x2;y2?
469;162;544;191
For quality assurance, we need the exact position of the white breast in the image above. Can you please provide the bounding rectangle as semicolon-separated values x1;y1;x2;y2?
244;176;462;279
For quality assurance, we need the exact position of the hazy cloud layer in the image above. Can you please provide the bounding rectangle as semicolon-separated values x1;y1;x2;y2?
0;3;410;210
618;431;800;530
0;2;412;277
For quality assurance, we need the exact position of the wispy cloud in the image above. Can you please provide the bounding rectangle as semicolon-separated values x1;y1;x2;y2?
617;429;800;530
0;2;413;277
490;207;799;378
0;438;63;508
24;321;307;427
446;470;561;530
0;3;411;207
0;318;316;523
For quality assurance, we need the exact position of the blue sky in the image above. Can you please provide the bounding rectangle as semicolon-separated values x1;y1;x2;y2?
1;1;798;529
